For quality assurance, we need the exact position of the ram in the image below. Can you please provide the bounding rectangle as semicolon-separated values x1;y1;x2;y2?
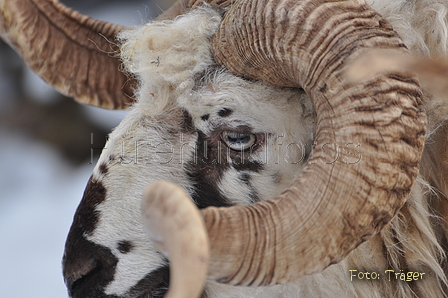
1;0;447;297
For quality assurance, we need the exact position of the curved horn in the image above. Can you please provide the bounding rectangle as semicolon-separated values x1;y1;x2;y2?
144;0;427;289
0;0;134;109
142;181;209;298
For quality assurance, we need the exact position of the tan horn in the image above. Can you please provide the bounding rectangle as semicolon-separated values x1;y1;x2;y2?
144;0;427;290
0;0;135;109
142;181;209;298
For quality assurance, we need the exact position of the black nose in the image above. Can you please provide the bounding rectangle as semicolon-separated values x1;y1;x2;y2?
62;234;118;298
64;255;99;294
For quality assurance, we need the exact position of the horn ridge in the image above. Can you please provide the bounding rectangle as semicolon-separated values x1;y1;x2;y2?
0;0;135;109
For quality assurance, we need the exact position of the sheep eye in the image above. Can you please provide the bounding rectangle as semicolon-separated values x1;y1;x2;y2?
221;131;256;151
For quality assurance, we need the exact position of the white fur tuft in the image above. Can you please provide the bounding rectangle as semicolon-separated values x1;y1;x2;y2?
118;7;222;115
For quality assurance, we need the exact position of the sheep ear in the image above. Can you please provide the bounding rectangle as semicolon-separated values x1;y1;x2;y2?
0;0;136;110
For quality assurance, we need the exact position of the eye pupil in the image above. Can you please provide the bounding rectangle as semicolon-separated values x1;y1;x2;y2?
226;134;251;144
222;131;256;151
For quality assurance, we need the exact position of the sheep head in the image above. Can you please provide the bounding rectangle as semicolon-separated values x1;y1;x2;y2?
0;0;428;297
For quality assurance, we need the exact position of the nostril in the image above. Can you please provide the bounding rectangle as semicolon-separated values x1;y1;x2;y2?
63;233;118;297
65;276;77;294
64;257;99;294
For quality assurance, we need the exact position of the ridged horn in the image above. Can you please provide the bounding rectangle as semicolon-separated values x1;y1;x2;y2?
142;181;209;298
0;0;134;109
143;0;427;290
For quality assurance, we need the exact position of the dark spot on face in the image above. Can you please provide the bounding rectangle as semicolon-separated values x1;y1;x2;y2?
200;114;210;121
180;109;195;133
237;172;260;202
237;173;260;203
217;108;233;117
249;189;260;203
117;240;133;254
271;172;281;184
232;160;264;172
247;183;260;203
98;163;108;176
187;130;232;209
72;176;107;236
238;173;251;184
187;126;265;208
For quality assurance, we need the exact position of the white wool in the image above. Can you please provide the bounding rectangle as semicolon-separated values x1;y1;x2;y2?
118;7;221;115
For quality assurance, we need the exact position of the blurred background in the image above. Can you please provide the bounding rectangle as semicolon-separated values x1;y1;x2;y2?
0;0;174;297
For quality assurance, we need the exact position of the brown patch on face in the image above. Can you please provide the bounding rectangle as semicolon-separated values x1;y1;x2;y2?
117;240;133;254
180;109;195;133
271;172;281;184
187;125;265;208
217;108;233;117
98;163;108;176
187;130;232;208
72;176;107;236
237;172;260;203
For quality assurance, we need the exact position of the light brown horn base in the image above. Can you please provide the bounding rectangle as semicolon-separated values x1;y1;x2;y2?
0;0;135;109
142;181;210;298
